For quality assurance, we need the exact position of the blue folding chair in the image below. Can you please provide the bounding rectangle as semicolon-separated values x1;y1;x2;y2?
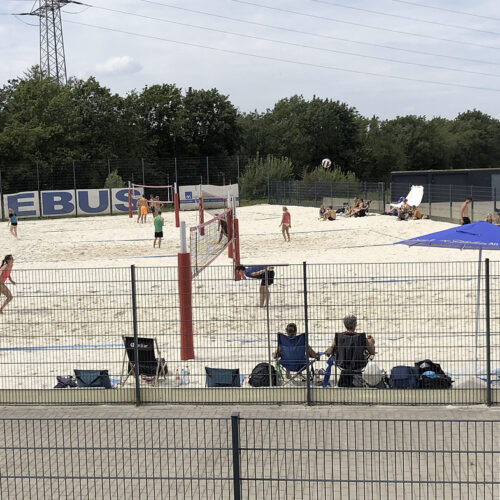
275;333;316;385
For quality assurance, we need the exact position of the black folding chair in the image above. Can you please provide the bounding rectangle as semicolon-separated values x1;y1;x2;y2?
121;336;168;386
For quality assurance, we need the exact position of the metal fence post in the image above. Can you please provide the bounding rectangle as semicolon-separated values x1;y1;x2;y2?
303;262;311;405
231;412;242;500
266;155;270;203
449;185;452;221
174;157;178;186
36;161;42;218
235;155;240;189
130;265;141;405
485;258;492;406
428;183;432;218
141;158;145;186
73;160;78;217
0;167;4;221
206;156;210;184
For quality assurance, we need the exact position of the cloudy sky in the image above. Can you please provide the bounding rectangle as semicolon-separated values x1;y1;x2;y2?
2;0;500;119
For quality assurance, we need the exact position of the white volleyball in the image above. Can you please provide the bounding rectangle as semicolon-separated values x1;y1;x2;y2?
321;158;332;169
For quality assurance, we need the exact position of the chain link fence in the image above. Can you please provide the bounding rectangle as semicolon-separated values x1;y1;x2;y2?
269;181;386;214
0;261;498;405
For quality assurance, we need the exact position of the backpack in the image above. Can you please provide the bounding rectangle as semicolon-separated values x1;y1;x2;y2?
389;366;420;389
249;363;278;387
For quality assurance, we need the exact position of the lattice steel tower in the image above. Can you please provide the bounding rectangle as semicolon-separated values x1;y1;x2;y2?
29;1;77;84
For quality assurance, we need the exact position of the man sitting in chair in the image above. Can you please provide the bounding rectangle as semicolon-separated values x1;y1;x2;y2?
325;314;375;387
273;322;319;380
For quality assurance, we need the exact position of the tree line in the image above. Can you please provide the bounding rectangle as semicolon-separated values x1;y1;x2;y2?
1;68;499;185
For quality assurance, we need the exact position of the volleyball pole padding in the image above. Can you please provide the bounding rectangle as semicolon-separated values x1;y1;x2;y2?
178;221;194;360
234;217;241;281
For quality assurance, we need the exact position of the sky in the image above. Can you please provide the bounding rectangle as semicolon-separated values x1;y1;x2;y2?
2;0;500;119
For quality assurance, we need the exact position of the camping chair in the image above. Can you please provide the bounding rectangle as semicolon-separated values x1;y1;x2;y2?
324;332;373;387
275;333;316;386
120;336;168;387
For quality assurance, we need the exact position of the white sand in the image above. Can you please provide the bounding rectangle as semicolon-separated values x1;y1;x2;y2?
0;206;498;389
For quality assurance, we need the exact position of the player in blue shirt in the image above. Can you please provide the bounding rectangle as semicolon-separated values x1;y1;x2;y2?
8;209;18;238
235;265;275;307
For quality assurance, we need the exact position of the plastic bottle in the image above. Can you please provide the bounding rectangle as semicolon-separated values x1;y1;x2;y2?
175;368;180;385
180;368;185;386
184;366;190;385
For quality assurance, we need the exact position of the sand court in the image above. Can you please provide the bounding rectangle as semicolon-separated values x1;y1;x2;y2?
0;205;498;391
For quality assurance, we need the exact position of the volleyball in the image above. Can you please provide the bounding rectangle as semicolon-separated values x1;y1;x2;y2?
321;158;332;169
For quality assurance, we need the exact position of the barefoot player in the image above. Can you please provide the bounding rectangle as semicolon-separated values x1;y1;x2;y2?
0;255;15;314
154;210;164;248
137;195;148;224
236;264;275;307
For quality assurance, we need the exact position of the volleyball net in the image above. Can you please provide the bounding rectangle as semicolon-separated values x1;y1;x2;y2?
128;182;180;226
190;207;233;279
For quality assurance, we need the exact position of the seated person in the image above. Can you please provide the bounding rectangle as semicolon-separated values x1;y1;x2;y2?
345;197;359;217
325;314;375;387
318;204;326;219
409;205;422;220
273;322;318;379
273;323;317;359
495;213;500;226
485;213;494;224
351;199;371;218
324;206;336;221
397;198;410;220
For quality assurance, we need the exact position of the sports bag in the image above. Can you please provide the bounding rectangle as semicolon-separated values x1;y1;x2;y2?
249;363;278;387
389;366;420;389
419;371;453;389
74;369;111;389
54;376;77;389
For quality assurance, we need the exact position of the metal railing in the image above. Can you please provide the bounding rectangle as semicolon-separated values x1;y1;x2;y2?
390;182;498;223
0;415;497;499
0;261;498;405
269;181;386;213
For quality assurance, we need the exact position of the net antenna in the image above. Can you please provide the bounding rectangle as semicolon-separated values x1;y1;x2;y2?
128;182;180;227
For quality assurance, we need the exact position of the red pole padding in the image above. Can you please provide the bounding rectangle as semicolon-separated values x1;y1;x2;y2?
234;218;241;281
178;252;195;360
227;210;233;259
128;188;133;218
174;192;180;228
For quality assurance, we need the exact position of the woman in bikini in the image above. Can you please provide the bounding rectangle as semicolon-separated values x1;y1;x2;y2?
280;207;291;242
0;255;16;314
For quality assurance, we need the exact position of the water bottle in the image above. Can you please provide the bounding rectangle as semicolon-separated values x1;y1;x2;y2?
180;368;185;386
184;366;190;385
175;368;180;385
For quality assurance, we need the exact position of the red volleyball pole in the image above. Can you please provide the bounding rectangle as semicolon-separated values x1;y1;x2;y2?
174;183;180;228
178;221;194;360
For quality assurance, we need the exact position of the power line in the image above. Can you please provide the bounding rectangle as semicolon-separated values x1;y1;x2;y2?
310;0;500;36
388;0;500;23
65;19;500;93
139;0;500;68
87;4;500;79
231;0;500;51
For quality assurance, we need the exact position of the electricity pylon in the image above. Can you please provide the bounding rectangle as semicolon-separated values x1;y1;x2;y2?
27;1;81;84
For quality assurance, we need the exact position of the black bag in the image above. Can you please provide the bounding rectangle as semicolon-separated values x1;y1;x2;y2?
389;366;420;389
415;359;445;375
419;373;453;389
74;369;111;389
205;367;240;387
249;363;277;387
54;376;77;389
